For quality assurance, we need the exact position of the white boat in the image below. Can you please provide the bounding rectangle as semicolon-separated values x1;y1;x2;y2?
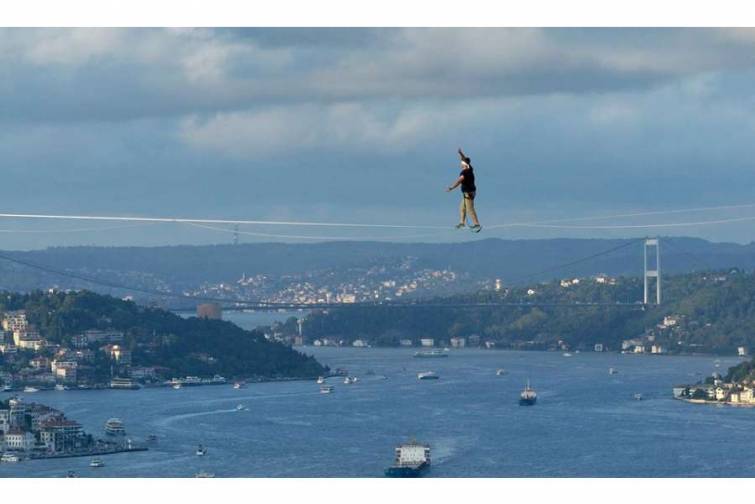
320;385;334;394
172;383;182;390
90;458;104;468
1;453;21;463
496;368;507;376
196;444;207;456
634;393;643;401
2;384;12;392
343;376;358;385
609;368;618;375
232;382;245;390
195;471;215;478
54;384;67;391
104;418;126;436
236;404;245;411
562;352;573;357
23;386;39;393
417;371;439;380
316;376;325;384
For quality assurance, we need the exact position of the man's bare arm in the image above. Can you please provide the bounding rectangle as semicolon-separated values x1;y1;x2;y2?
447;175;464;192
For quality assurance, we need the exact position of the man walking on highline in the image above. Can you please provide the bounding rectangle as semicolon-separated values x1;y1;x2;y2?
446;148;482;232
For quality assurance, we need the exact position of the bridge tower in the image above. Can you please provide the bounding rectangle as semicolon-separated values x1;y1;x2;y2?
643;238;661;305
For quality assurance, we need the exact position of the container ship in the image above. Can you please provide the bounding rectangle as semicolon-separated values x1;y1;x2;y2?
519;380;537;406
384;440;431;477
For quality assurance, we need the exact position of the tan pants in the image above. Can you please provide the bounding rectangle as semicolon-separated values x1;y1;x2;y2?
460;191;480;226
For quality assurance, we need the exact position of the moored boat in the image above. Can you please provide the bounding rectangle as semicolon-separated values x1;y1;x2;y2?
320;385;334;394
417;371;439;380
496;368;507;376
23;386;39;393
413;350;448;359
90;458;104;468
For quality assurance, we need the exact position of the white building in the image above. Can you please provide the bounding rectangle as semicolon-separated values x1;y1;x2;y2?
399;339;413;347
420;338;434;348
594;343;604;352
449;337;465;348
3;429;36;451
352;339;368;348
738;346;748;357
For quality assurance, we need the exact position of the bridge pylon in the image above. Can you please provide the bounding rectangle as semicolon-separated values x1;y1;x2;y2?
643;238;661;305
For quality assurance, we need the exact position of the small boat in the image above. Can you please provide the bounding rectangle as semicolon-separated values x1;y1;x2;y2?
66;471;79;478
90;458;104;468
384;440;431;477
2;384;12;392
343;376;359;385
54;384;67;391
320;385;334;394
195;471;215;478
562;352;573;357
496;368;507;376
232;381;245;390
417;371;439;381
1;453;21;463
236;404;245;411
23;386;39;393
609;368;618;375
316;376;326;384
147;434;158;443
172;383;183;390
633;393;643;401
519;380;537;406
196;444;207;456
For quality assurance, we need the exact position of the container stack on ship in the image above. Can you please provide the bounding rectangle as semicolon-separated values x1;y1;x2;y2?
384;440;431;477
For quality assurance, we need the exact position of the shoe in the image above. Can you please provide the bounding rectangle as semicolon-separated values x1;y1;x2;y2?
470;224;482;233
455;223;465;229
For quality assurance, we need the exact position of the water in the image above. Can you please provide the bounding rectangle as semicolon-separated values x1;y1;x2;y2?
1;348;753;478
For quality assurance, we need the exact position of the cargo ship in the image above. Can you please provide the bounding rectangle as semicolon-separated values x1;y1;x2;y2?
519;380;537;406
384;440;431;477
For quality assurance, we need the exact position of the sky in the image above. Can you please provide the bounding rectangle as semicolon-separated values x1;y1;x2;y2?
2;28;755;248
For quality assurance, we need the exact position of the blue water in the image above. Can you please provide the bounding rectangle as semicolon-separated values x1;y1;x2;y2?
1;348;753;478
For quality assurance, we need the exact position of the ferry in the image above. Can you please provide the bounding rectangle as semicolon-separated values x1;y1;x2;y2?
89;458;105;468
23;386;39;393
316;376;326;384
417;371;439;381
384;440;431;477
320;385;335;394
496;368;507;376
196;444;208;456
413;350;448;359
104;418;126;436
519;380;537;406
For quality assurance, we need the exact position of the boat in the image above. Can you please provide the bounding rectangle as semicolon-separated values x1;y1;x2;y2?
413;350;448;359
316;376;325;384
90;458;105;468
496;368;507;376
320;385;334;394
634;393;643;401
23;386;39;393
1;453;21;463
147;434;158;443
343;376;359;385
172;383;182;390
196;444;207;456
54;384;67;391
232;381;245;390
417;371;439;381
195;471;215;478
519;380;537;406
66;471;79;478
609;368;618;375
236;404;246;411
104;418;126;436
384;440;431;477
562;352;573;357
2;384;12;392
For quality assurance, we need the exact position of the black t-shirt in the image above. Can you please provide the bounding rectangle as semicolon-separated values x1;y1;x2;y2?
460;167;476;193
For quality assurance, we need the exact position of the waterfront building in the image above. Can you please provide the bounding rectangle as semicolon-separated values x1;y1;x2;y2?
352;339;368;348
651;344;665;354
738;346;748;356
420;338;434;348
467;334;481;347
449;337;465;348
39;418;86;453
4;428;36;451
594;343;605;352
399;339;413;347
